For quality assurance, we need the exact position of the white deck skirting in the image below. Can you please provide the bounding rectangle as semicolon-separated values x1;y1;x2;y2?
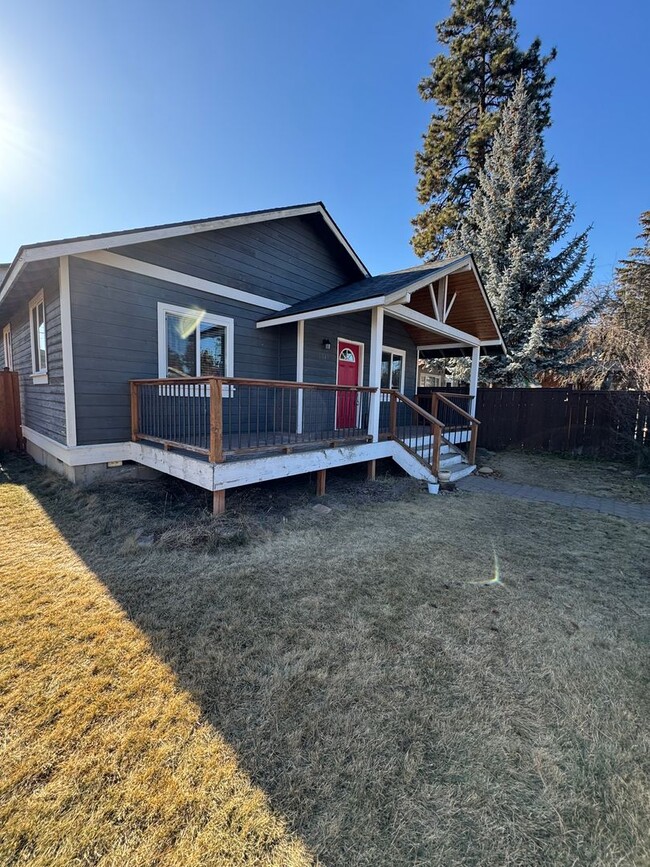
22;427;444;491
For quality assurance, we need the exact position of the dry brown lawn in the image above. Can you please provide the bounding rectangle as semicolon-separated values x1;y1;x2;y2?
0;454;649;866
484;450;650;503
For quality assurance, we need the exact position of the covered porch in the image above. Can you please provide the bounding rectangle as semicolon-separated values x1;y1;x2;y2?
129;255;505;512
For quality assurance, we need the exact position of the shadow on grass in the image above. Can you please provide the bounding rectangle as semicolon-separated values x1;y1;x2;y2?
5;452;648;867
3;453;435;866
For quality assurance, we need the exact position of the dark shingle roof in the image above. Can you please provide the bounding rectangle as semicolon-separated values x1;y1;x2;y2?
262;256;471;320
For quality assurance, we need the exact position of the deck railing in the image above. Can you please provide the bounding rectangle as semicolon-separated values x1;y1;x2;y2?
379;389;444;475
382;389;480;471
430;392;479;464
130;377;374;461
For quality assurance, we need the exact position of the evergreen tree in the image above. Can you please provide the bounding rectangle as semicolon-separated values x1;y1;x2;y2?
412;0;555;258
450;79;594;385
615;210;650;337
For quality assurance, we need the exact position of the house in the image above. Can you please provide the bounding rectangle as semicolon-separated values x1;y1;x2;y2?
0;203;505;512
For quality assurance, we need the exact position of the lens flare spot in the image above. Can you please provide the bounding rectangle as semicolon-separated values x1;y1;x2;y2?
471;548;506;587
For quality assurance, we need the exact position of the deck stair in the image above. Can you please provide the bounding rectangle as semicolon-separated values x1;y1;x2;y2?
382;389;479;487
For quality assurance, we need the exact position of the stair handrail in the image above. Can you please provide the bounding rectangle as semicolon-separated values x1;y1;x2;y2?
382;388;445;475
433;392;480;423
430;392;480;465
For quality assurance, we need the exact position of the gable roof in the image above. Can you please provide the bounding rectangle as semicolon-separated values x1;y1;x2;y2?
258;253;506;352
0;202;368;307
260;256;471;322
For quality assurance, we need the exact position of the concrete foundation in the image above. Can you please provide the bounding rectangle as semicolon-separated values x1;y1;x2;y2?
25;440;160;486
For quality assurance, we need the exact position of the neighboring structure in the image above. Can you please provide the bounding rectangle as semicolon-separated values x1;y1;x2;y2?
0;203;505;511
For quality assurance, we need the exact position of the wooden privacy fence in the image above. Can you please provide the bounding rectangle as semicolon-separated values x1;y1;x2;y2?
475;388;649;462
0;370;22;452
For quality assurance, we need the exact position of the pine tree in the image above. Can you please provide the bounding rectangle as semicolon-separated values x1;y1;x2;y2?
450;79;594;385
615;210;650;337
412;0;555;259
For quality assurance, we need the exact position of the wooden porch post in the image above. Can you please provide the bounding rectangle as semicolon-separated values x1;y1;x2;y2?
366;460;376;481
316;469;327;496
367;305;384;441
209;378;224;463
468;346;480;416
296;320;305;434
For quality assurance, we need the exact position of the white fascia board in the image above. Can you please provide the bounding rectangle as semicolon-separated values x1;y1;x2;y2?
0;256;26;306
467;258;506;351
386;304;480;347
417;338;504;352
417;341;466;351
0;203;369;306
256;296;385;328
382;261;469;307
22;205;323;260
211;441;396;491
23;427;438;491
75;250;289;312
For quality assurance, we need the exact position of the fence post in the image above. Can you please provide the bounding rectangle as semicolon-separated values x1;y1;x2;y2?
130;382;139;442
209;378;224;463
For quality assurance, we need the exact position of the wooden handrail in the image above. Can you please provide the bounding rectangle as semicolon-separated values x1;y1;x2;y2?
130;375;375;393
435;392;480;424
382;388;445;429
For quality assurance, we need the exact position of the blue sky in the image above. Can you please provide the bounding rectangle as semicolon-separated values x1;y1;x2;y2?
0;0;647;282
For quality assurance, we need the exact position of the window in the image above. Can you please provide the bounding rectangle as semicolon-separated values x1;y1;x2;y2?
158;303;234;379
380;346;406;393
29;291;48;383
339;347;356;362
2;324;12;370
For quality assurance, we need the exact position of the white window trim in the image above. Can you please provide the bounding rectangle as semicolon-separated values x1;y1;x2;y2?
381;345;406;396
28;289;48;384
2;323;12;370
157;302;234;396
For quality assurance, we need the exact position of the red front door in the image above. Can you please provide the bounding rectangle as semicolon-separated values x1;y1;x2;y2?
336;341;360;429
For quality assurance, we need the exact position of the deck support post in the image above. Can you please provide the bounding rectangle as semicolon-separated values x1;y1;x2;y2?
212;489;225;516
367;305;384;442
366;459;376;481
468;345;480;416
315;469;327;496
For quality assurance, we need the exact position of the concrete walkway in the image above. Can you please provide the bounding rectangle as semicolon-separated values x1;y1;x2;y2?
456;474;650;523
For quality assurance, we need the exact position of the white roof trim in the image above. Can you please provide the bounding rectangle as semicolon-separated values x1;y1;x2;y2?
75;250;289;312
0;203;369;307
257;296;385;328
386;304;481;347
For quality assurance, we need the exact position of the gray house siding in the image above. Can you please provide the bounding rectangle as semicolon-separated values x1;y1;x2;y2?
70;256;288;445
303;313;417;393
70;217;363;446
1;274;66;443
117;215;359;307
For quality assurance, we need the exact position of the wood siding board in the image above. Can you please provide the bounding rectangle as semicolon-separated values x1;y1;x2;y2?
4;276;67;443
70;256;289;444
116;216;357;307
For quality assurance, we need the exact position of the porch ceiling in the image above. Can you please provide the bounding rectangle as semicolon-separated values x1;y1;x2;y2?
403;271;501;346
